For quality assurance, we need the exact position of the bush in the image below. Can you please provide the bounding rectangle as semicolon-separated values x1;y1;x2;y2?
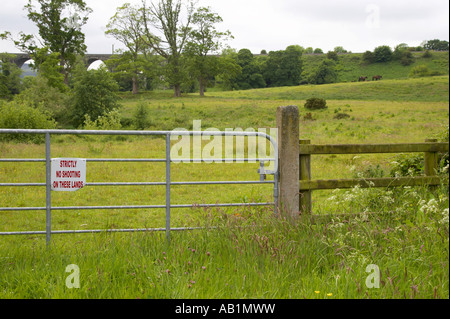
353;164;386;178
83;109;122;131
326;51;338;61
422;50;433;58
409;65;441;77
390;154;424;177
304;98;327;110
14;76;69;123
302;113;315;121
373;45;393;63
308;59;337;84
395;49;415;66
70;66;120;128
436;125;449;173
133;101;151;130
0;100;57;143
333;112;350;120
390;126;449;177
400;53;414;66
362;50;375;64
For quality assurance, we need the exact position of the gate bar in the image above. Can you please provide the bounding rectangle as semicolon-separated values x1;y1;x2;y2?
0;181;275;187
0;202;274;212
45;133;51;245
165;133;171;241
0;158;275;163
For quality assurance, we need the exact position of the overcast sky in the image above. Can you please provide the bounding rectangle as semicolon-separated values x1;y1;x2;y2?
1;0;449;55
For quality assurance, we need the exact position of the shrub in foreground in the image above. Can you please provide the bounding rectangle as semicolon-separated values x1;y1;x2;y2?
0;100;57;143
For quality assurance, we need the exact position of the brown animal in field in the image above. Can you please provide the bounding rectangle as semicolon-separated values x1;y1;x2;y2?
372;75;382;81
359;76;368;82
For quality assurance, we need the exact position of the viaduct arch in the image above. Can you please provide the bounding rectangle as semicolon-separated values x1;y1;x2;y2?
8;53;113;69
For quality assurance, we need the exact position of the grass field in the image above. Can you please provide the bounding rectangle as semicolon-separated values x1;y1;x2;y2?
0;75;448;300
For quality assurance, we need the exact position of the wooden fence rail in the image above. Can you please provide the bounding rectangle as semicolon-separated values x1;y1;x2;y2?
298;139;449;214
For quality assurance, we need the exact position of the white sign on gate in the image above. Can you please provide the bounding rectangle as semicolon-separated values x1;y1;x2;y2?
51;158;86;192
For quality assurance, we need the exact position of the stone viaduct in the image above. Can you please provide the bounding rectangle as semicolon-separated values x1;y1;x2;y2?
8;52;113;68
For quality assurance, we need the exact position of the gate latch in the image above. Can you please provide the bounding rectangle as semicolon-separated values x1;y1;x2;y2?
258;161;276;181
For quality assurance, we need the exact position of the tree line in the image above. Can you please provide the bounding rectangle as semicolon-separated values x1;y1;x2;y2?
361;40;449;66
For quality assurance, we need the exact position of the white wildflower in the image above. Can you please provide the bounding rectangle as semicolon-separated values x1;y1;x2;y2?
382;195;395;204
440;208;449;225
419;199;440;214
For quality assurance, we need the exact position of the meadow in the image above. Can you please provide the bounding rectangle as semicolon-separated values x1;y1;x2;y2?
0;75;448;299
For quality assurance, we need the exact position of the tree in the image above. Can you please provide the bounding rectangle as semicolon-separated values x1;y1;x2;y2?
326;51;338;61
263;50;283;87
232;49;266;90
393;44;414;66
362;50;375;64
0;54;23;99
141;0;195;97
70;64;120;127
17;0;92;85
308;59;337;84
373;45;393;63
105;51;160;92
334;46;348;53
313;48;323;54
263;45;303;87
424;39;449;51
105;3;148;94
213;49;241;91
184;6;232;96
31;47;67;92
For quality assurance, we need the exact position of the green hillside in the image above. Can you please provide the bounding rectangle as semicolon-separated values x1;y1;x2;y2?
208;75;449;102
301;51;449;83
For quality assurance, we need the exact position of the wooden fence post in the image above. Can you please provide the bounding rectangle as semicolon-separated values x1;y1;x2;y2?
424;139;438;188
276;105;299;218
299;139;312;214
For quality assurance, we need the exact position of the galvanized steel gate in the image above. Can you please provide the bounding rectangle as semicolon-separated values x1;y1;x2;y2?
0;129;278;244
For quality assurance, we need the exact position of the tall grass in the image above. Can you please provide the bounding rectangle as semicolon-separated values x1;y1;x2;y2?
0;180;448;299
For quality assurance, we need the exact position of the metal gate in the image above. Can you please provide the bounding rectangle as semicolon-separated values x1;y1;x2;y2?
0;129;278;244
